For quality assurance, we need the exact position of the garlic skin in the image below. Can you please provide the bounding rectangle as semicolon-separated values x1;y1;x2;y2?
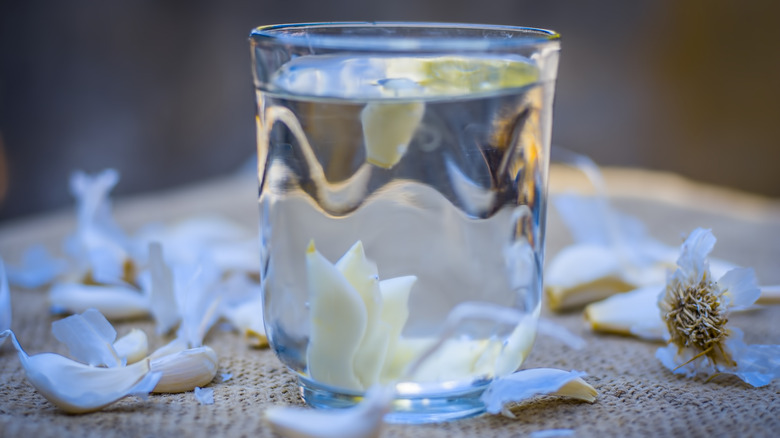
0;329;161;414
52;308;124;367
1;260;11;334
480;368;597;418
265;384;394;438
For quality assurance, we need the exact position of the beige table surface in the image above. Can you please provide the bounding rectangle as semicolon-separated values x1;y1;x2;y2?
1;167;779;437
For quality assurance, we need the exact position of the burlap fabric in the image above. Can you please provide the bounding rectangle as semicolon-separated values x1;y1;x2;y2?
1;167;778;437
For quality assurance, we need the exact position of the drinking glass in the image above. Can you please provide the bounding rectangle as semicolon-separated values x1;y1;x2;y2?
250;22;560;423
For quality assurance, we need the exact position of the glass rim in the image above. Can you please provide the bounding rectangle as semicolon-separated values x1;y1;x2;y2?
250;21;560;52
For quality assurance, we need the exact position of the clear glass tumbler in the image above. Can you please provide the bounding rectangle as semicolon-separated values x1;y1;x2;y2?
250;22;560;423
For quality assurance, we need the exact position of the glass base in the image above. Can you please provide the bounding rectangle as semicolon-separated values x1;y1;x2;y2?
298;376;488;424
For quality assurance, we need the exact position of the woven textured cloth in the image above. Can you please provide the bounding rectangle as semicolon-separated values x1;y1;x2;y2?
1;167;778;437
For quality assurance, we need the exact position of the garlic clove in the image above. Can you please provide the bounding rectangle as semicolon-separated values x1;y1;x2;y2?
584;285;666;341
336;241;388;388
544;244;636;311
49;282;149;320
361;101;425;169
378;276;416;381
51;308;123;367
150;345;218;393
264;384;394;438
480;368;597;418
758;285;780;305
0;329;160;414
305;241;367;390
113;329;149;364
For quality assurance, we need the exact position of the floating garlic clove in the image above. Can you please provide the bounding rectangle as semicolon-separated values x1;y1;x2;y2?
0;329;160;414
49;282;149;320
1;259;10;334
265;384;394;438
336;241;389;388
150;345;218;393
584;285;667;341
361;101;425;169
305;241;367;390
113;329;149;364
51;308;123;367
480;368;597;418
378;275;416;381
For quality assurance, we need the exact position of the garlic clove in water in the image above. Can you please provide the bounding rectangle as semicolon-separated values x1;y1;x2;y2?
0;329;160;414
265;384;394;438
336;241;389;388
480;368;597;418
305;241;367;391
361;101;425;169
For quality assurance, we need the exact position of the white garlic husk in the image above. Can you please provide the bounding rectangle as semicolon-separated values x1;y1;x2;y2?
0;329;160;414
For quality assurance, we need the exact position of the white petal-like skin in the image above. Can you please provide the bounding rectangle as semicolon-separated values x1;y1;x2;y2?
718;267;761;309
306;242;367;391
49;283;149;320
147;242;180;335
66;169;130;283
194;386;215;405
480;368;597;417
52;309;123;367
1;329;160;414
336;241;388;389
173;261;222;348
1;260;11;333
361;101;425;169
584;285;667;341
150;345;219;393
675;228;715;284
265;384;393;438
721;328;780;387
5;245;67;289
113;329;149;364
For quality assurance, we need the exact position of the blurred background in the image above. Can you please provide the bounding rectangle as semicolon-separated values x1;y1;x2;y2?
1;0;779;221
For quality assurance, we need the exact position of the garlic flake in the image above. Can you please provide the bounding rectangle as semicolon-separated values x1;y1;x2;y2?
480;368;597;418
0;329;161;414
265;384;394;438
